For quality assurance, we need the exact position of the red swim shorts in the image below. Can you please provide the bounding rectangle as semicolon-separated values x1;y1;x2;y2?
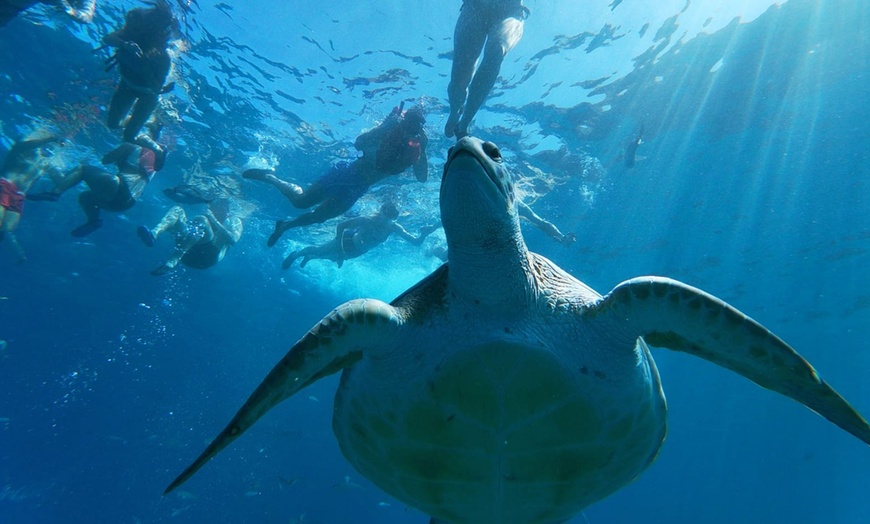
0;178;25;214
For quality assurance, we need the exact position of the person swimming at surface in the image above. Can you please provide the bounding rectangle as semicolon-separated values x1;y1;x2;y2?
444;0;528;138
281;201;437;270
0;133;65;262
243;103;429;247
27;120;165;237
137;200;243;276
0;0;96;28
102;0;177;144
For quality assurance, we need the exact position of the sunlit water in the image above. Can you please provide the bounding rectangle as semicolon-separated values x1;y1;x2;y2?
1;0;868;522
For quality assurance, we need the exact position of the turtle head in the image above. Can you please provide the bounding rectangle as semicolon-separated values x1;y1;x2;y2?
440;136;519;244
440;137;529;296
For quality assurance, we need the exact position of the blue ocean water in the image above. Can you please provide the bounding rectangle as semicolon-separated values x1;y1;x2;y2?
1;0;868;523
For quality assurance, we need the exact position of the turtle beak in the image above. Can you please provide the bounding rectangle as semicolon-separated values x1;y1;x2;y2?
441;137;505;203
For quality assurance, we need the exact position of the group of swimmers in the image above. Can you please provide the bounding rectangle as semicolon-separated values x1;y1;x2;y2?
2;0;574;274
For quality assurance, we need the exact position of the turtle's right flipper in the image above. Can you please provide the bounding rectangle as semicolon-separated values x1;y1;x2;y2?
164;299;403;494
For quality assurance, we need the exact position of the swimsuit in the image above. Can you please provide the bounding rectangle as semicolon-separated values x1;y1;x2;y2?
139;147;156;178
106;175;136;211
463;0;529;20
340;228;362;258
0;179;25;214
181;242;222;269
305;161;370;214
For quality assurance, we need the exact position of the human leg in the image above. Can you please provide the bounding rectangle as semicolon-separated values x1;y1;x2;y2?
70;167;123;236
123;94;159;143
282;239;341;270
152;214;212;275
242;168;312;206
456;17;525;136
446;5;488;137
26;165;86;202
266;164;362;246
267;192;358;247
0;208;26;263
107;84;137;131
138;205;185;247
243;167;334;211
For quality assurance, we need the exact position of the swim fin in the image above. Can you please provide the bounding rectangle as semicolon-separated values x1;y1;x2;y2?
70;219;103;237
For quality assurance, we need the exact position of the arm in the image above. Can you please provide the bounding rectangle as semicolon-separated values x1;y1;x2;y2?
103;26;143;57
517;201;574;245
390;222;438;246
412;131;429;182
204;211;242;245
2;137;60;175
156;51;172;82
10;136;59;155
60;0;96;23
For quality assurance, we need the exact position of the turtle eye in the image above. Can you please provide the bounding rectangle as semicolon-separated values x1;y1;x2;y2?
482;141;502;161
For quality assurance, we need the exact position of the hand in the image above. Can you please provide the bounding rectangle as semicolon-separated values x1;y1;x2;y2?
123;41;144;57
419;224;440;236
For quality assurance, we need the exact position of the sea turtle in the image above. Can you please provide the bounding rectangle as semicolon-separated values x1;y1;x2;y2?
164;137;870;523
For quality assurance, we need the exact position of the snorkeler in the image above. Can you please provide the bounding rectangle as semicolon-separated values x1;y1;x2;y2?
243;104;429;247
281;201;437;270
0;133;64;262
0;0;96;28
103;0;176;143
137;201;243;276
444;0;528;138
27;120;165;237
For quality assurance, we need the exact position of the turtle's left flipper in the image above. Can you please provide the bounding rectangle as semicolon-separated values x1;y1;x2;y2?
593;276;870;446
164;299;402;494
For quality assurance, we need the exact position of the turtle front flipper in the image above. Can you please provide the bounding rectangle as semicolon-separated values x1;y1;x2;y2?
593;276;870;446
164;298;402;495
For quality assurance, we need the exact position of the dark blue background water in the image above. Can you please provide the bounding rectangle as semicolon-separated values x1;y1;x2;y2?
1;0;868;522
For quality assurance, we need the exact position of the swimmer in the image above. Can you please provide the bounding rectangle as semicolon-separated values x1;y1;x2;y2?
0;133;64;261
444;0;528;138
137;200;243;275
27;120;165;237
281;201;437;270
243;104;429;247
103;0;177;143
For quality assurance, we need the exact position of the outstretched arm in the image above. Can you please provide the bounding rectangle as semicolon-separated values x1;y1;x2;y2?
413;132;429;182
103;26;143;57
164;299;403;494
518;201;573;244
204;210;242;245
8;135;59;156
391;222;438;246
